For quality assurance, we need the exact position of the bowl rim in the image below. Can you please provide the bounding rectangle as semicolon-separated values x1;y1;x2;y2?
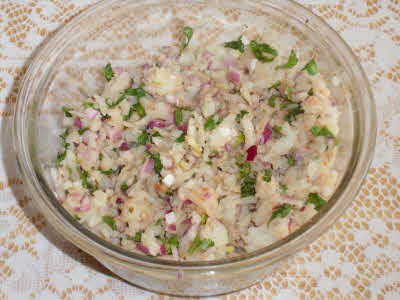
13;0;377;270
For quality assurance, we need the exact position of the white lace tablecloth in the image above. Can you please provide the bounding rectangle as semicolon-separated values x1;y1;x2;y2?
1;0;399;299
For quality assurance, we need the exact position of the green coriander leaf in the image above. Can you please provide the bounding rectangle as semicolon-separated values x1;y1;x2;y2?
173;105;194;111
134;102;146;119
78;127;89;135
236;131;245;146
310;126;335;138
121;182;129;192
199;239;215;251
62;106;72;117
264;169;272;182
308;88;314;96
281;184;288;192
174;108;183;126
204;115;217;131
267;203;294;226
302;59;318;75
98;153;103;161
268;94;278;107
83;102;94;108
216;116;224;126
123;105;135;121
168;235;179;248
100;168;115;175
272;125;282;139
200;213;209;225
269;81;281;91
236;110;249;122
128;231;142;242
276;50;298;70
106;93;126;108
188;233;201;255
155;218;163;226
147;151;163;175
181;26;193;53
138;132;149;145
217;196;222;204
176;132;186;143
103;216;116;230
334;138;339;146
104;63;114;82
285;104;302;123
250;40;278;63
74;215;81;221
125;87;146;99
284;86;293;101
224;36;245;53
305;192;326;211
287;155;296;166
56;151;67;167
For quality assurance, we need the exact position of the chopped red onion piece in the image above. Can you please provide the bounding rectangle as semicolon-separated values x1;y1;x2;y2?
114;66;124;75
272;203;281;210
142;158;154;175
136;243;150;255
112;129;123;143
148;119;166;129
145;143;152;150
177;270;183;280
182;217;192;225
120;142;130;151
160;244;167;255
177;124;188;131
300;206;306;212
259;126;272;144
80;196;90;212
246;145;258;161
228;70;241;83
181;200;192;209
168;224;177;232
74;117;82;129
223;58;236;68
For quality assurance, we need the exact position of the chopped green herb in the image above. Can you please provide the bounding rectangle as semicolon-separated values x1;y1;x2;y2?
267;203;294;226
302;59;318;75
308;88;314;96
176;132;186;143
269;81;281;91
138;132;149;145
217;196;222;204
121;183;129;192
241;172;257;197
174;108;183;126
216;116;224;126
98;153;103;161
56;151;67;167
310;126;335;138
236;110;249;122
100;168;115;175
155;218;163;226
305;192;326;211
125;87;146;98
62;106;72;117
83;102;94;108
134;102;146;119
284;104;302;123
268;94;278;107
276;50;298;70
200;213;209;225
146;151;163;175
281;184;288;192
78;127;89;135
284;86;293;101
272;125;282;139
236;131;245;146
249;40;278;63
206;161;212;165
104;63;114;82
224;36;245;53
264;169;272;182
204;115;218;131
60;129;70;147
128;231;142;242
287;155;296;166
112;147;118;152
106;93;126;108
74;215;81;221
181;26;193;53
103;216;116;230
168;235;179;248
187;233;214;255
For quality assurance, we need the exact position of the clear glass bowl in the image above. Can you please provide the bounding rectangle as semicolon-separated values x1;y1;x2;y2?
13;0;376;296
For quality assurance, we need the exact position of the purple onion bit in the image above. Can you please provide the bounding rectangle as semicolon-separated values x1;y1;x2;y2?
136;243;150;255
246;145;258;161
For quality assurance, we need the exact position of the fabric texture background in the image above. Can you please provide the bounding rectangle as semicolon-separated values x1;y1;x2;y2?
0;0;399;299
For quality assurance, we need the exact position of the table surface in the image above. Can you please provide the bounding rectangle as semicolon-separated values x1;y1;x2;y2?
1;0;399;299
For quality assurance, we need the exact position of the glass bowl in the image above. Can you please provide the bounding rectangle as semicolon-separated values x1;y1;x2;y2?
13;0;376;296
